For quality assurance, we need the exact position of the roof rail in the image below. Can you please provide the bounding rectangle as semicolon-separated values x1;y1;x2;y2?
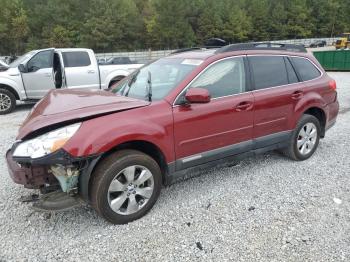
215;42;307;54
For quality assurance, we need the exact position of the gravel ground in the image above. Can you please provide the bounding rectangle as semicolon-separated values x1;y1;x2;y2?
0;72;349;261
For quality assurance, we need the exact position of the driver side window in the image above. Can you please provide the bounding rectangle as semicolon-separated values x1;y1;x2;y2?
27;51;52;72
189;57;246;98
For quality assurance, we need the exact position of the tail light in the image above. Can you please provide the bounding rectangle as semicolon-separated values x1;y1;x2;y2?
329;79;337;91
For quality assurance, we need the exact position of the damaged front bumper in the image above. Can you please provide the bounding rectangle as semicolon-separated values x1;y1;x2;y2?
6;145;101;200
6;150;56;189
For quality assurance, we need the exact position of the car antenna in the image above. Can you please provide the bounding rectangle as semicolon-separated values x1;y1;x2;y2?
146;71;152;102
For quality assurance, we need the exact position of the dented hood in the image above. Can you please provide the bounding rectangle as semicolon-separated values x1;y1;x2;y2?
18;89;150;139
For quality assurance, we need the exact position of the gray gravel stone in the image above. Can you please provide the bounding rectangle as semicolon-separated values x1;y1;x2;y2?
0;72;349;261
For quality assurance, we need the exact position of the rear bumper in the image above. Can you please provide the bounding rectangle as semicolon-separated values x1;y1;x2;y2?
325;100;339;131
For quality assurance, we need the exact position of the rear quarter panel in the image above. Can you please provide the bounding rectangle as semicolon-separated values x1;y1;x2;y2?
290;74;336;130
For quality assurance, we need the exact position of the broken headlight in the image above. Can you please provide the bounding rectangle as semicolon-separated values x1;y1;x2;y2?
13;123;81;159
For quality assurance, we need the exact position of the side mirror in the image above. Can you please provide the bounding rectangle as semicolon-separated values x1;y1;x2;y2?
18;64;27;73
185;87;211;104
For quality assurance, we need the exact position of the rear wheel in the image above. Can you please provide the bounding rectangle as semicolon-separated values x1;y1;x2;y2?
0;88;16;115
283;114;321;161
90;150;162;224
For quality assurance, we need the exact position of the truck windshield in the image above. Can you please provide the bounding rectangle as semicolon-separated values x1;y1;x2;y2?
113;57;202;100
9;51;36;68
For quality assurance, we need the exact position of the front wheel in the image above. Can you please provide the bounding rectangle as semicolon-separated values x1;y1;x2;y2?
0;88;16;115
90;150;162;224
282;114;321;161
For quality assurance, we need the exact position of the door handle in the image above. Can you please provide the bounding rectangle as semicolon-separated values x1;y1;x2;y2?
87;70;95;74
235;101;253;111
291;90;303;100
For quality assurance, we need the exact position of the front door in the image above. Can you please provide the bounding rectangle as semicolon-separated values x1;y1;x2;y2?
173;56;254;170
22;50;55;99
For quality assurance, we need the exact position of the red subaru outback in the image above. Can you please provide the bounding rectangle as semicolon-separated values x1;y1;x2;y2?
6;43;339;224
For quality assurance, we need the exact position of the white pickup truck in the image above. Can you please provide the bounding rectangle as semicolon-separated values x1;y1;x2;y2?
0;48;143;114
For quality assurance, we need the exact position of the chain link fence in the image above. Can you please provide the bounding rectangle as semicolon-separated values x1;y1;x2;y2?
96;37;340;64
1;37;340;65
270;37;338;46
95;49;175;64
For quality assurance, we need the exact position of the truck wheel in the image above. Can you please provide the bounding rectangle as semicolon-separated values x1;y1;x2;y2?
282;114;321;161
0;88;16;115
90;149;162;224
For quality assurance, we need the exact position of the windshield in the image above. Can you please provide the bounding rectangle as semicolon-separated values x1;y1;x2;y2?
9;51;36;68
113;57;201;100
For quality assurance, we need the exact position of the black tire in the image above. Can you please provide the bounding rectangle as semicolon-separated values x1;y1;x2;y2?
282;114;321;161
0;88;16;115
90;149;162;224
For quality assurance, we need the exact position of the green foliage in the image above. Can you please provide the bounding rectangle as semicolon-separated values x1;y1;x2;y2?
146;0;197;49
245;0;270;41
0;0;349;55
285;0;312;38
0;0;29;54
81;0;142;52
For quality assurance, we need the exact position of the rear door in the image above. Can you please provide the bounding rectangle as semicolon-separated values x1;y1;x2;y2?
22;49;55;98
62;51;100;89
248;55;303;148
173;56;254;170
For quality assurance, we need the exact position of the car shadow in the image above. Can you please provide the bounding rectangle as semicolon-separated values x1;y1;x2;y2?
15;103;35;112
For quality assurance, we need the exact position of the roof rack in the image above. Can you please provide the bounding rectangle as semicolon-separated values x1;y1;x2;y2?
215;42;307;54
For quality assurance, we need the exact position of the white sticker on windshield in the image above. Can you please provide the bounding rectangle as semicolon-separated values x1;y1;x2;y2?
181;59;203;66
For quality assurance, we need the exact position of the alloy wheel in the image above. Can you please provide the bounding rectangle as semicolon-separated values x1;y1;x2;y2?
297;122;317;155
0;93;11;112
107;165;154;215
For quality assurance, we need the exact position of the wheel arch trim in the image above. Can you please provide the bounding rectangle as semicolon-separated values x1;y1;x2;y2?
0;83;20;100
104;70;129;88
79;139;169;202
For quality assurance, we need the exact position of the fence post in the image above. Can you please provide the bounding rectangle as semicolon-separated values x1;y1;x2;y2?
148;48;152;62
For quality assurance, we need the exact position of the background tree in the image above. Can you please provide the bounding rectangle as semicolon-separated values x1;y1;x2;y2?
81;0;142;52
145;0;196;49
268;1;288;40
285;0;312;39
196;0;224;44
0;0;29;55
0;0;349;55
221;1;252;43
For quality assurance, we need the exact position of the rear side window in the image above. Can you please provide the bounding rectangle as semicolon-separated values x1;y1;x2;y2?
285;58;299;84
62;52;91;67
291;57;321;81
249;56;288;90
